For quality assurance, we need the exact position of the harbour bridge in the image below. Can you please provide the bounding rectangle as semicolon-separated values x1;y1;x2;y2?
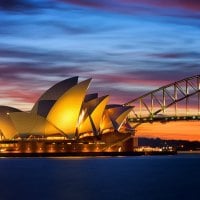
125;74;200;129
104;75;200;150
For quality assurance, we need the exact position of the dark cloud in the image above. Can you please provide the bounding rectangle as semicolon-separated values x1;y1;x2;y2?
57;0;200;18
2;0;200;18
0;0;58;12
0;63;90;85
54;23;94;35
0;47;107;65
151;52;200;59
58;0;107;9
0;0;36;11
132;0;200;12
57;0;154;16
124;69;197;83
0;48;45;59
176;64;200;71
52;21;112;35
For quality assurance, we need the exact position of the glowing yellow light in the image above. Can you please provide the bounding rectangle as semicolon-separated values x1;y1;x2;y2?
47;79;91;138
78;108;86;126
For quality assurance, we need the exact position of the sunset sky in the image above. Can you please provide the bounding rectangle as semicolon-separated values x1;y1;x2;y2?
0;0;200;140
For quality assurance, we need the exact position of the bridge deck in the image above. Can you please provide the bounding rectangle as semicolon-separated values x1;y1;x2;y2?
129;115;200;123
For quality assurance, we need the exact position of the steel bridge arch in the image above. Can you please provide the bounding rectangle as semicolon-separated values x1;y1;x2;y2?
125;75;200;120
103;75;200;151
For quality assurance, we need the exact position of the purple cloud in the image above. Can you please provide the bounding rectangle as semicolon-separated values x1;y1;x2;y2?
57;0;200;18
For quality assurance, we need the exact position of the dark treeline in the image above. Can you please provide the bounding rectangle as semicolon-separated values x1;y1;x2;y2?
139;137;200;151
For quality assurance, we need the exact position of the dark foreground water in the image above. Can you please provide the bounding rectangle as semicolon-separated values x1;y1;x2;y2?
0;154;200;200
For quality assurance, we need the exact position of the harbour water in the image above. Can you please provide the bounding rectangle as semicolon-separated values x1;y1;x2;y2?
0;154;200;200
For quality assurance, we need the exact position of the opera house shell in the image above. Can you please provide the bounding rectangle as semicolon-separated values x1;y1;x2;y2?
0;77;134;154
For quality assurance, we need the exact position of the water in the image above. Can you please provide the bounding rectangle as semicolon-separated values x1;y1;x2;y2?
0;154;200;200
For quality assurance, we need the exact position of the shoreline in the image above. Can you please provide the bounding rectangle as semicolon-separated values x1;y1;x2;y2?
178;150;200;154
0;150;177;157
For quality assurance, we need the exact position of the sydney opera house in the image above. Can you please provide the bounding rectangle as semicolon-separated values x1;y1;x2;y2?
0;77;136;155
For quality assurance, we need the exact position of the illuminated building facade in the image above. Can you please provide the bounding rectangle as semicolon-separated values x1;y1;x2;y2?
0;77;134;154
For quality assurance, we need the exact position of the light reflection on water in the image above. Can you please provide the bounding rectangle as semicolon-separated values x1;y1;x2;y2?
0;154;200;200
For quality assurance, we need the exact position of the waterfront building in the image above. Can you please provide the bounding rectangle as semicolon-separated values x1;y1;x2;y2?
0;77;135;154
